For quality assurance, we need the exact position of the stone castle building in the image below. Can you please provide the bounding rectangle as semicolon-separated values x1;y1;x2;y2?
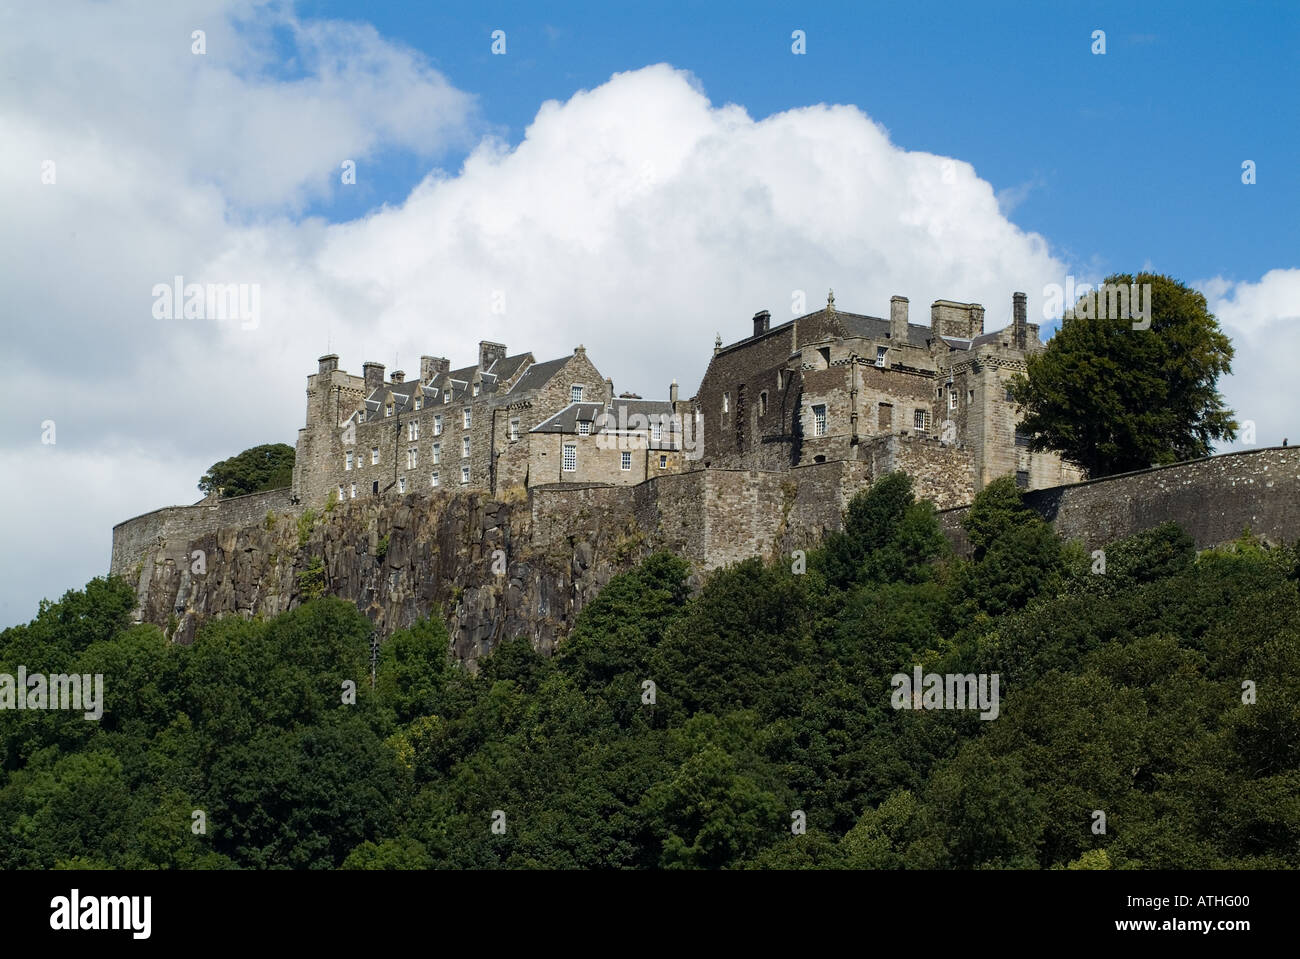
291;290;1083;509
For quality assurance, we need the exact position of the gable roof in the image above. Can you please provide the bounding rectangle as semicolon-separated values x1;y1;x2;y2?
509;356;570;394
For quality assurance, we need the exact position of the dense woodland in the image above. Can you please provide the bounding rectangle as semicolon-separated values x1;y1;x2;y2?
2;473;1297;869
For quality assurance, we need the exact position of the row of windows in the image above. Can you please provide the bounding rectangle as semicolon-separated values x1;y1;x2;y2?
561;445;669;472
806;404;932;436
345;448;383;469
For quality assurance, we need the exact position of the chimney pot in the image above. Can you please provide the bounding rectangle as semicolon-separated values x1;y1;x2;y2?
753;310;771;337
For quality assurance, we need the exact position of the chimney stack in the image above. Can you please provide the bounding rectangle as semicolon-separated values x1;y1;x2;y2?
1012;292;1028;349
606;377;614;404
362;361;385;395
390;370;404;384
670;379;679;403
753;310;771;338
318;354;339;375
890;296;909;343
479;340;507;370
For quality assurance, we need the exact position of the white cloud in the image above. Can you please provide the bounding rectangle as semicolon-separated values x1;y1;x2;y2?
3;2;1292;626
1200;268;1300;450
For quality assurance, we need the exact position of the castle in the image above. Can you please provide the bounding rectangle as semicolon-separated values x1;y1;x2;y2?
291;290;1084;508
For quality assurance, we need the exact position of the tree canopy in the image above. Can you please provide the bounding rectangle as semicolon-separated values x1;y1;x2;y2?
198;443;295;497
1009;273;1237;478
4;472;1297;869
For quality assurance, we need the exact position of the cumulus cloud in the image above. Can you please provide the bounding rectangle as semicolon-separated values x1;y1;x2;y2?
2;2;1292;624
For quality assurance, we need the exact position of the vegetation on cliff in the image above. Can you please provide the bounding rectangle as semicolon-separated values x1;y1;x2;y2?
2;474;1297;869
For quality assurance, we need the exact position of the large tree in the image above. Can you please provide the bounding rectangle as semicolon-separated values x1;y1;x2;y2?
1009;273;1237;478
198;443;295;497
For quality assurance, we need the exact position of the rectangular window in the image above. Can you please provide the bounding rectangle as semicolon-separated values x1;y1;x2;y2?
443;391;450;404
371;447;379;465
652;419;662;440
432;443;441;465
398;477;406;493
462;437;470;458
509;418;520;441
723;392;730;413
876;347;887;367
562;444;577;472
570;385;584;403
659;455;667;469
408;421;419;441
350;483;357;499
431;473;439;488
1015;469;1030;488
813;404;827;437
949;390;958;411
578;420;591;436
621;451;632;471
461;466;470;485
777;371;784;390
385;403;393;417
914;409;929;431
472;382;480;397
407;448;418;470
434;414;442;435
345;451;353;471
1005;387;1014;402
463;408;472;429
1015;430;1032;447
414;396;422;411
757;394;767;418
967;389;975;404
338;485;345;501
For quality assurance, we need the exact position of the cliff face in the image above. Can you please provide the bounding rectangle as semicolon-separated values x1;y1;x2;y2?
122;490;655;667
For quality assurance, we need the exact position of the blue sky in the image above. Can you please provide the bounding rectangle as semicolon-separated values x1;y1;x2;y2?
294;0;1299;284
1;0;1297;625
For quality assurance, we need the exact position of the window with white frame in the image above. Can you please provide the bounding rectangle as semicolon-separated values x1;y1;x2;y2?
813;404;827;436
431;472;439;488
463;408;471;429
509;418;520;441
398;476;406;493
462;437;470;458
434;414;442;435
345;451;353;471
562;444;577;472
350;483;357;499
722;392;730;413
414;396;422;410
570;385;584;403
659;454;667;469
371;447;379;465
432;443;440;465
443;391;450;404
385;403;393;417
473;382;480;397
914;409;929;431
652;419;662;441
578;420;591;436
949;390;958;411
621;451;632;471
408;421;419;441
876;346;888;367
460;465;470;485
407;447;418;470
338;485;345;501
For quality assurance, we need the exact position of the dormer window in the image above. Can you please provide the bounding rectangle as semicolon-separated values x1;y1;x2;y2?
414;396;422;410
473;382;481;397
444;391;451;404
385;403;394;417
578;420;591;436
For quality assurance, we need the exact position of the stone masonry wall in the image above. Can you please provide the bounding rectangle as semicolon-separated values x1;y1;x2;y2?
936;447;1300;555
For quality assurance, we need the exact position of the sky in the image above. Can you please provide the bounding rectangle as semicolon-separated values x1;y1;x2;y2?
2;0;1298;626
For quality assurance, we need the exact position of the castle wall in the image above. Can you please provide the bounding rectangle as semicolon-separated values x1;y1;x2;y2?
696;325;798;469
936;447;1300;555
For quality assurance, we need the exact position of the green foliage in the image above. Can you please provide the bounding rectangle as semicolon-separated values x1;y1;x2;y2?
264;510;276;530
375;534;389;560
3;470;1298;870
297;556;326;600
297;509;318;548
1010;273;1237;477
198;443;295;497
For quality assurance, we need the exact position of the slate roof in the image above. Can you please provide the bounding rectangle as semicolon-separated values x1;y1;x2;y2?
836;311;932;349
508;356;569;395
532;399;680;449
